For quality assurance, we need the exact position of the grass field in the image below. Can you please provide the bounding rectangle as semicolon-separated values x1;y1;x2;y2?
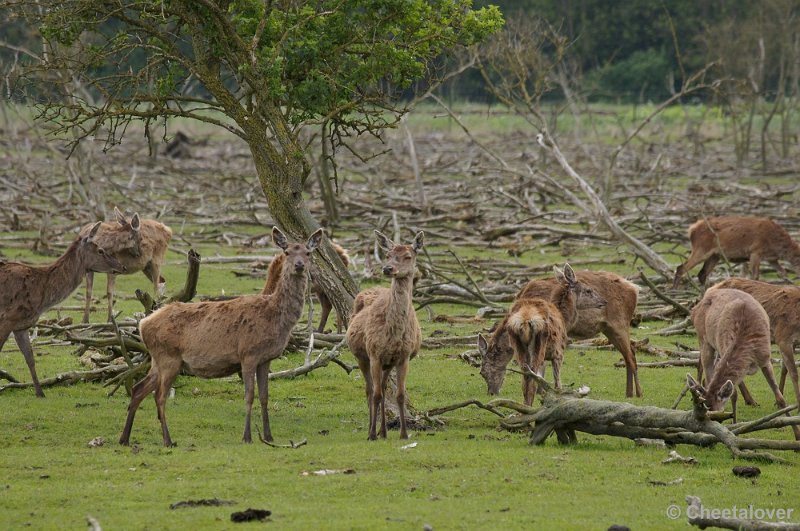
2;102;800;530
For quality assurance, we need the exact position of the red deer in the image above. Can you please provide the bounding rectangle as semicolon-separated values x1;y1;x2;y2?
0;223;125;397
119;227;323;447
263;242;350;333
346;230;423;440
689;288;799;439
515;270;641;397
711;278;800;413
673;216;800;288
81;211;172;323
478;264;607;406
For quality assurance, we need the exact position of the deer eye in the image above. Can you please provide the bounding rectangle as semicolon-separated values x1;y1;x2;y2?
98;248;106;256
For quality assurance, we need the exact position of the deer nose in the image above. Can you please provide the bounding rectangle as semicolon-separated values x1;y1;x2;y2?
294;261;306;272
382;265;394;276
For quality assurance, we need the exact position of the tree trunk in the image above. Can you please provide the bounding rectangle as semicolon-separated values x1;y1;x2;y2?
249;143;358;327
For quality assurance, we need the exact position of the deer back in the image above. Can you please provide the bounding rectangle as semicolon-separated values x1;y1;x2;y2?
689;216;800;264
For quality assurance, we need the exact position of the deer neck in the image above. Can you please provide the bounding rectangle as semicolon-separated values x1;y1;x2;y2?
41;240;88;310
386;274;414;333
271;266;308;330
551;286;578;328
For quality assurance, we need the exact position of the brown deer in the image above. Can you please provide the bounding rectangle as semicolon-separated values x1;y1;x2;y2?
263;241;350;333
478;264;607;406
673;216;800;288
346;230;423;440
119;227;323;447
0;223;125;397
516;270;642;398
82;212;172;323
689;288;799;439
711;278;800;412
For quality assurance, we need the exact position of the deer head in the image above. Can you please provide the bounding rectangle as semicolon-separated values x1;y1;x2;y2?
478;331;513;395
375;230;423;279
686;373;735;413
82;222;127;274
554;263;607;310
272;226;323;275
113;206;142;258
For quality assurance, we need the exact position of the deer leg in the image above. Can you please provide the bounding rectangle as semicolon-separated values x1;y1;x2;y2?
13;330;43;398
83;272;94;324
777;341;800;409
760;363;800;440
737;382;758;406
697;255;720;285
551;356;562;391
354;355;374;439
256;362;272;442
241;365;257;443
730;386;738;424
316;293;332;334
106;274;117;322
395;358;410;439
155;371;178;447
748;253;762;280
379;368;392;439
604;328;642;398
119;372;158;445
368;360;383;440
770;260;789;281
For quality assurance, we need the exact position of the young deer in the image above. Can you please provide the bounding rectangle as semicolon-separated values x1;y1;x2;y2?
81;212;172;323
478;264;606;406
673;216;800;288
346;230;423;440
690;288;799;439
119;227;322;447
712;278;800;412
516;270;642;398
0;223;125;397
262;241;350;333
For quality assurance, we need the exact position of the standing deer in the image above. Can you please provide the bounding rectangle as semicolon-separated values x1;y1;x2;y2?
263;241;350;333
81;211;172;323
673;216;800;288
516;270;642;397
478;264;606;406
119;227;322;447
690;288;799;439
0;223;125;397
346;230;423;440
711;278;800;413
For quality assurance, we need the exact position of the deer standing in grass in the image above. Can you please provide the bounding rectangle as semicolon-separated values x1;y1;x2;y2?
673;216;800;288
81;210;172;323
346;230;423;440
263;241;350;333
119;227;322;447
0;223;125;397
711;278;800;414
689;287;799;439
478;264;606;406
515;270;641;398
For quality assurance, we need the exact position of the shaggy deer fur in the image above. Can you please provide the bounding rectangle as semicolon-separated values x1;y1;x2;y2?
82;211;172;322
346;230;423;440
690;288;797;439
263;241;350;333
673;216;800;288
712;278;800;413
478;264;606;406
516;270;641;397
119;227;322;447
0;223;125;397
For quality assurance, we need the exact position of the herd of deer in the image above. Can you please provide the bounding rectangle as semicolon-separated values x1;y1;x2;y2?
2;211;800;445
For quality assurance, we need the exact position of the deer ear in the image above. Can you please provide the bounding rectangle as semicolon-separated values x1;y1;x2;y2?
130;213;141;231
563;263;576;285
477;333;488;357
553;265;565;283
375;230;394;252
718;380;735;402
412;231;424;253
86;221;102;242
114;206;126;225
306;228;324;251
272;226;289;250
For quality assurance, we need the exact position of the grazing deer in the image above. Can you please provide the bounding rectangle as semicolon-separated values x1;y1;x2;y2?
690;288;799;439
673;216;800;288
516;270;642;398
478;264;606;406
81;211;172;322
346;230;423;440
711;278;800;413
263;241;350;333
0;223;125;397
119;227;323;447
